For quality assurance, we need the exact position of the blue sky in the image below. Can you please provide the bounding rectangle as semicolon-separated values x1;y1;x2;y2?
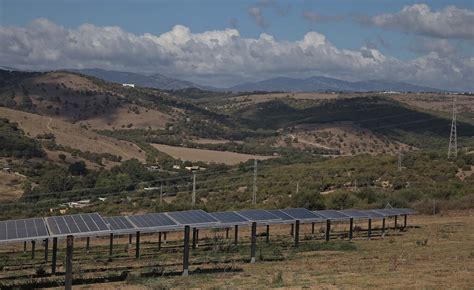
1;0;473;90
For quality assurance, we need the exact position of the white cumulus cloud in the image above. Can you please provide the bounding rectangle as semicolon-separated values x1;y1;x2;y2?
369;4;474;39
0;18;472;90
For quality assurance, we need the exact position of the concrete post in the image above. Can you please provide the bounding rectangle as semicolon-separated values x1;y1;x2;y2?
250;222;257;263
65;235;74;290
325;220;331;242
183;225;190;276
51;237;58;275
135;231;140;259
294;220;300;247
234;225;239;245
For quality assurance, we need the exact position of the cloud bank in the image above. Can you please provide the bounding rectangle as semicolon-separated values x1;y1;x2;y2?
368;4;474;39
0;18;473;90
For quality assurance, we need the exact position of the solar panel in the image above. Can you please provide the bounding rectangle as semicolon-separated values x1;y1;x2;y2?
362;210;385;219
0;218;50;243
236;209;281;222
390;208;416;215
338;209;370;219
314;210;350;220
127;213;178;231
104;216;136;231
280;208;323;221
372;209;400;217
266;210;294;221
45;213;110;237
210;211;250;225
166;210;218;225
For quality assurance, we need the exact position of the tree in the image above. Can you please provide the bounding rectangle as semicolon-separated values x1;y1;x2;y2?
291;191;325;210
68;161;87;176
58;153;67;162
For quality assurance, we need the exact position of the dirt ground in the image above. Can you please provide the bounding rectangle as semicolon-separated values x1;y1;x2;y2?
151;143;274;165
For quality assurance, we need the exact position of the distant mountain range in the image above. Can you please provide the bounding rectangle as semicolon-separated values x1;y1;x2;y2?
3;66;443;93
67;68;216;91
229;76;443;93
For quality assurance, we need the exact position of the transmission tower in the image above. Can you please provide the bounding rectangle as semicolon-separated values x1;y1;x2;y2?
252;159;257;205
448;96;457;158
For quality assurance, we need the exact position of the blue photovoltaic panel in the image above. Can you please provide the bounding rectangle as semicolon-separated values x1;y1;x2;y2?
236;209;281;222
338;209;370;219
372;209;400;217
390;208;416;215
46;213;110;237
266;210;294;221
281;208;323;220
166;210;218;225
362;210;385;219
210;211;250;224
104;216;136;231
0;218;49;243
314;210;350;220
127;213;177;229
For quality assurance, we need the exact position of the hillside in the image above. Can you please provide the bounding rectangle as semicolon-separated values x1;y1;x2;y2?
69;68;215;90
230;76;443;93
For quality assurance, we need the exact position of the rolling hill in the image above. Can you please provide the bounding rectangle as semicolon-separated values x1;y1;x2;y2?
68;68;216;91
229;76;443;93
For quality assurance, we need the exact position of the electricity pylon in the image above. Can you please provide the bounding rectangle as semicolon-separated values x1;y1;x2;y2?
448;96;457;158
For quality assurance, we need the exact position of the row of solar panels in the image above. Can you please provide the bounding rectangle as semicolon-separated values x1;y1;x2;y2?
0;208;415;244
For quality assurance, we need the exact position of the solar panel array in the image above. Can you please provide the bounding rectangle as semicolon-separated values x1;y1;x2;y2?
104;216;136;231
166;210;218;225
0;218;49;243
127;213;177;230
363;210;386;219
266;210;294;221
315;210;350;220
236;209;281;222
0;207;415;243
210;211;250;225
45;213;110;237
339;209;370;219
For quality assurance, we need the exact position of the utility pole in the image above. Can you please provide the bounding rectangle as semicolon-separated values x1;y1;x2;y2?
398;148;402;172
252;159;257;205
448;95;457;158
192;172;196;206
296;181;299;194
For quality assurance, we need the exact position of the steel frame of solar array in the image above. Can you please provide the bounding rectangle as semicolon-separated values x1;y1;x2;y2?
0;207;416;244
0;207;416;286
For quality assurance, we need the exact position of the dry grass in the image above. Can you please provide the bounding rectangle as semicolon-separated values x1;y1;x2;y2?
0;171;24;202
130;211;473;289
0;211;473;289
0;107;146;162
278;121;411;155
151;143;274;165
79;106;171;131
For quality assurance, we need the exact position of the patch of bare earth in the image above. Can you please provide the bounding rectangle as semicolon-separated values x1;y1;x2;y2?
151;143;274;165
0;107;146;162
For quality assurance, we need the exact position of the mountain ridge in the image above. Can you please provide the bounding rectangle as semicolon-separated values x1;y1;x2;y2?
229;76;444;93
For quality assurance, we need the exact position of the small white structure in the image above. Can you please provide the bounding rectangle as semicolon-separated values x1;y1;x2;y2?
173;165;181;170
122;83;135;88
